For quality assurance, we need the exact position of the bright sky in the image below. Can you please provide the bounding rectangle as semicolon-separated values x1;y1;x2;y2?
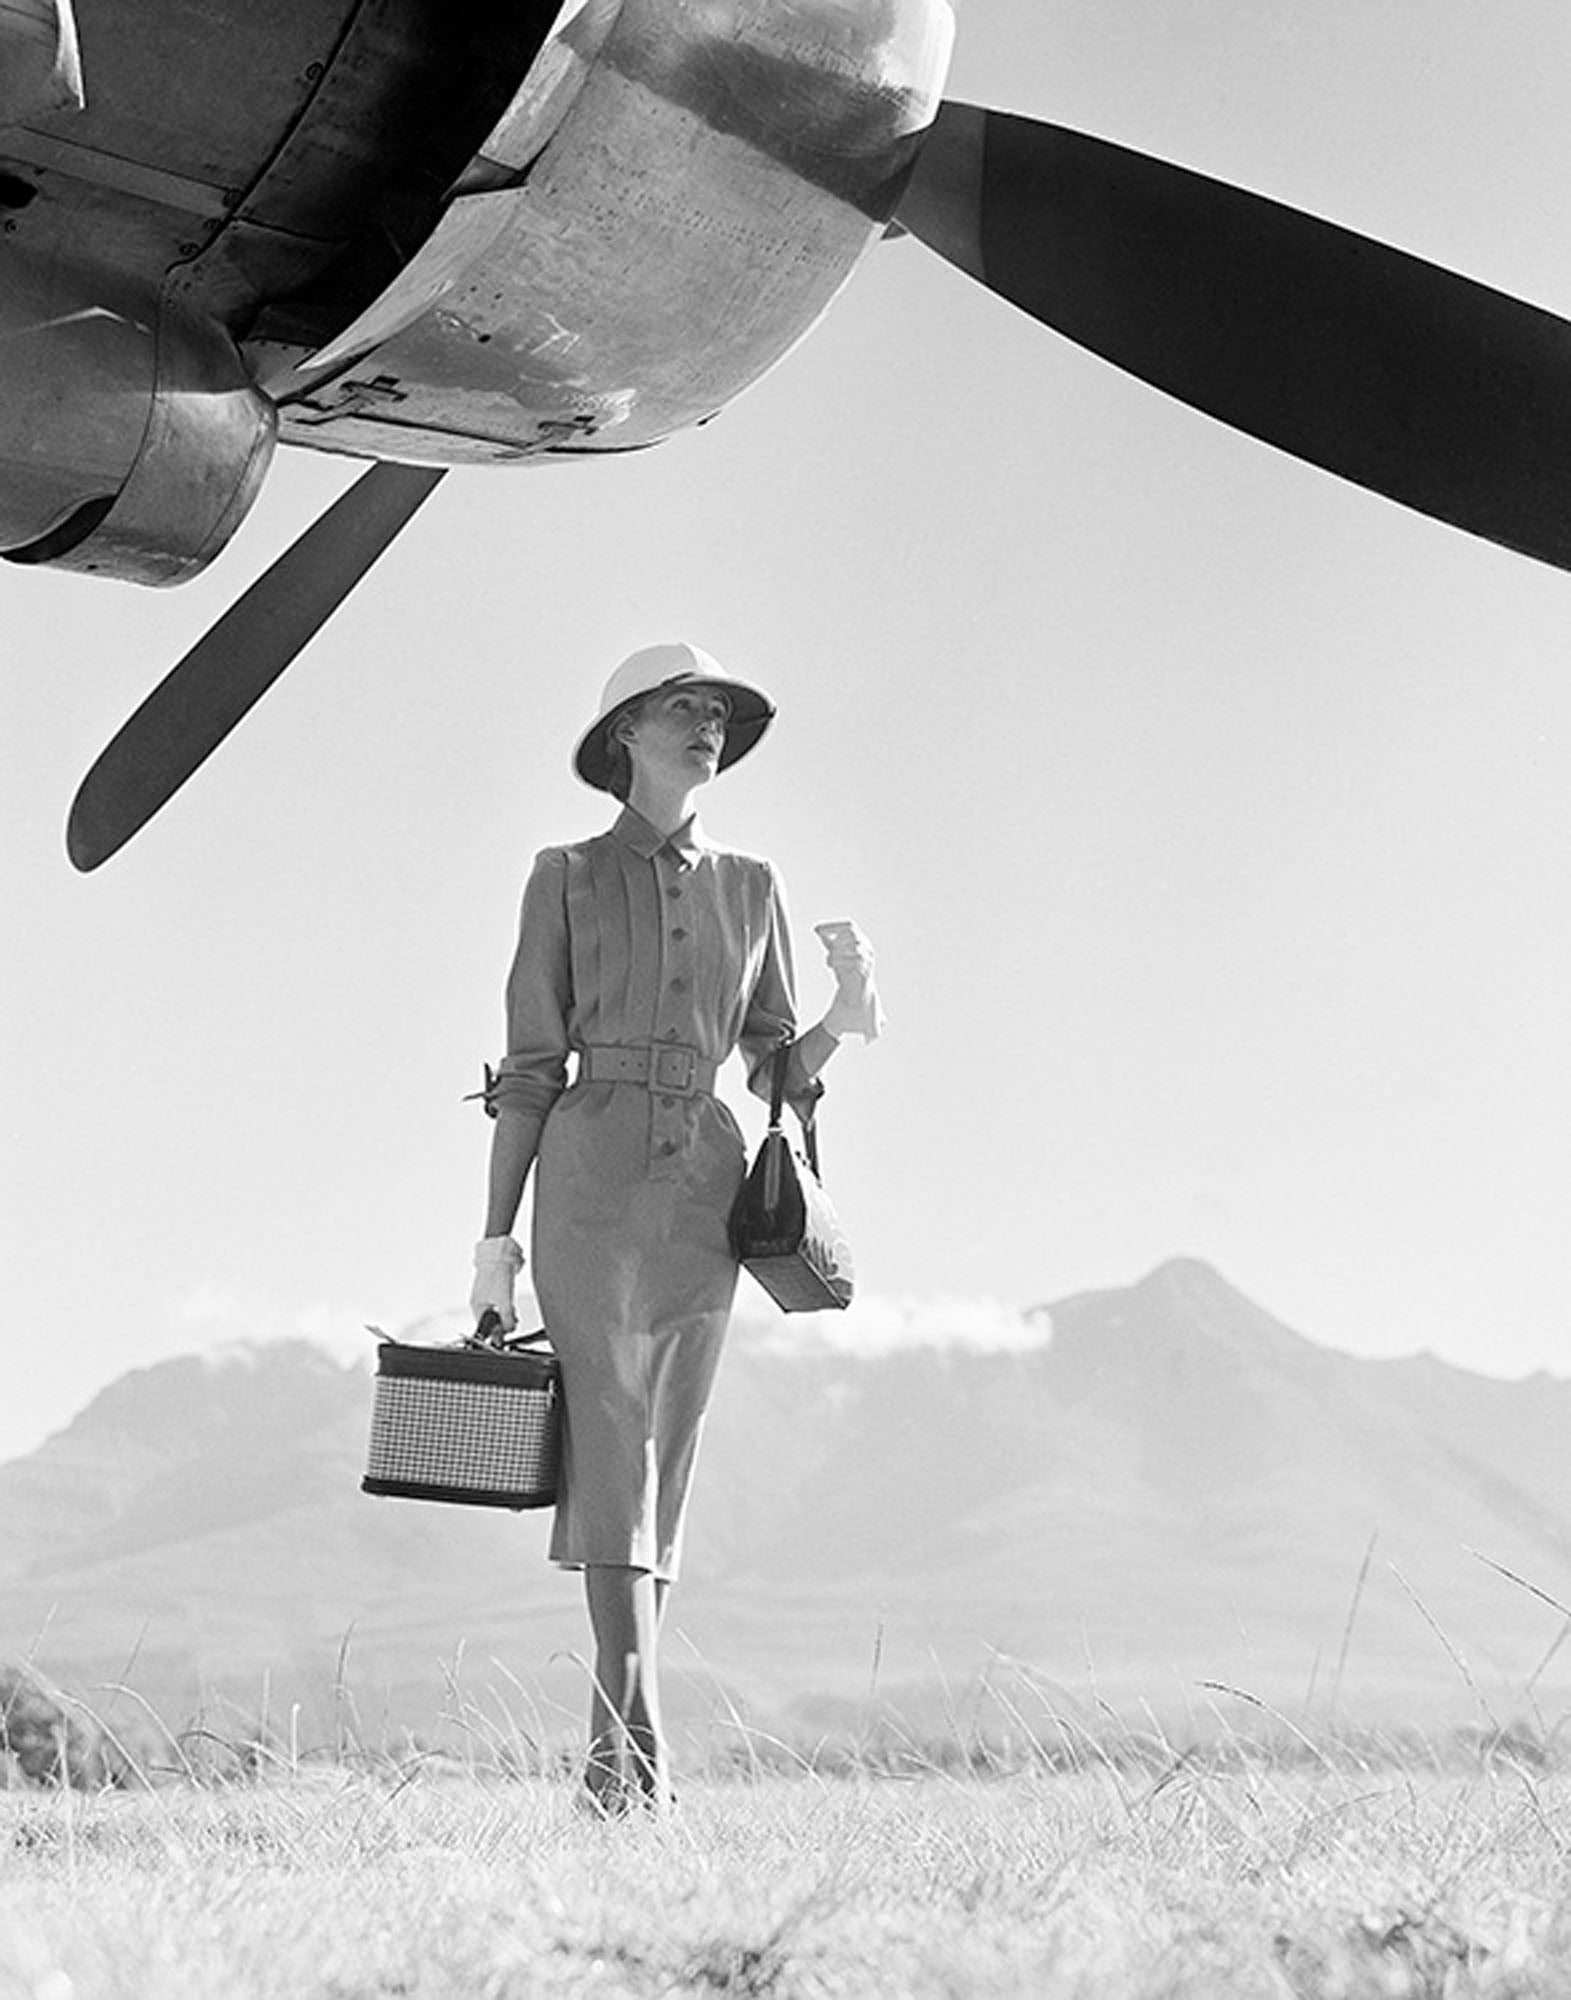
6;0;1571;1464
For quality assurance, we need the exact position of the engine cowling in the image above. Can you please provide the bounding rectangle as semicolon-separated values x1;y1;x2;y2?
1;253;275;584
260;0;956;464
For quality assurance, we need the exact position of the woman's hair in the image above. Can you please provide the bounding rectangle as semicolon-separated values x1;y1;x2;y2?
602;694;649;803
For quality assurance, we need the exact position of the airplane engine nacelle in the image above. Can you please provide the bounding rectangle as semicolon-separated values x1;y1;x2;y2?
1;253;276;584
259;0;955;464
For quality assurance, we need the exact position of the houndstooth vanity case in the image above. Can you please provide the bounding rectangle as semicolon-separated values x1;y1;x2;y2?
362;1319;561;1510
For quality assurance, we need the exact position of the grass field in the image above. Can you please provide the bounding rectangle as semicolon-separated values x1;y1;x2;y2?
2;1719;1569;1998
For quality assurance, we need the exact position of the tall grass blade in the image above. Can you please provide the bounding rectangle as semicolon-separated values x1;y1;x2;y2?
1387;1563;1500;1729
1329;1530;1380;1718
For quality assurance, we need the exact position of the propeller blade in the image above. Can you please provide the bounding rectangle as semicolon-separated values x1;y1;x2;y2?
897;102;1571;569
67;462;445;871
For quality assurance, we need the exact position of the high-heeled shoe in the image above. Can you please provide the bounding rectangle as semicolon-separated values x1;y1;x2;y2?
573;1747;632;1819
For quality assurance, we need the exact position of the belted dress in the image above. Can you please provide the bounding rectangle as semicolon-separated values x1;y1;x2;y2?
489;806;818;1581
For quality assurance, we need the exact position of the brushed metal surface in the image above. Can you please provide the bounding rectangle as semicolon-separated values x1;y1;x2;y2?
0;0;557;572
45;299;277;583
0;0;83;125
0;128;233;219
457;0;624;186
0;0;954;570
0;247;153;551
268;0;954;463
0;0;560;357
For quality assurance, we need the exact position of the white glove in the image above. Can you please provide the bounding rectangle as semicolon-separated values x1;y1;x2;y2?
470;1235;524;1332
816;921;884;1042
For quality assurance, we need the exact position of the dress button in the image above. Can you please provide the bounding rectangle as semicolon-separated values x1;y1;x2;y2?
670;976;688;993
658;1140;677;1155
660;1095;674;1109
671;927;688;942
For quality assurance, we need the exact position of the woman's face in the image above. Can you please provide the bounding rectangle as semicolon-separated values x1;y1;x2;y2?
619;683;733;788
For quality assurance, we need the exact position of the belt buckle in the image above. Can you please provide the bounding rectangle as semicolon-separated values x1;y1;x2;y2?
651;1044;698;1096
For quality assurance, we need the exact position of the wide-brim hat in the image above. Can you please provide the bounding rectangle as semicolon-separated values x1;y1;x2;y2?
573;642;776;792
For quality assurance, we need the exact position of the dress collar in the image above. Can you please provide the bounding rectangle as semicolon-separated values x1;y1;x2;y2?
611;806;706;868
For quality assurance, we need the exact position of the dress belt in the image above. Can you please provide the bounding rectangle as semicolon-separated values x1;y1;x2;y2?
580;1043;719;1097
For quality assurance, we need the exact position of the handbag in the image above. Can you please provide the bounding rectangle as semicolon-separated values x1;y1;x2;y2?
730;1042;854;1311
362;1312;562;1509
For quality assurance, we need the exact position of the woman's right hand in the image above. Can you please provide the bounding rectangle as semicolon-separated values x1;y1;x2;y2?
470;1235;524;1331
817;920;884;1041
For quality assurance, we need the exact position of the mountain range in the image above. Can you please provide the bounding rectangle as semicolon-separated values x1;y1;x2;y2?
4;1259;1570;1751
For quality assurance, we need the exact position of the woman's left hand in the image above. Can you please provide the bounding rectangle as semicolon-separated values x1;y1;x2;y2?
817;921;884;1041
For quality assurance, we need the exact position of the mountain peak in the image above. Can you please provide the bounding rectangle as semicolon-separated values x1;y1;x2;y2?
1131;1257;1305;1346
60;1339;362;1454
1139;1255;1231;1294
1049;1255;1285;1338
1037;1258;1328;1427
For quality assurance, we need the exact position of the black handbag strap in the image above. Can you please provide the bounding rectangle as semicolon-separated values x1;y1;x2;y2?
768;1040;823;1179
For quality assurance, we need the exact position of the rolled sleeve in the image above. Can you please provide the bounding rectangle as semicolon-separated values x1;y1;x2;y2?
489;848;573;1123
740;863;824;1124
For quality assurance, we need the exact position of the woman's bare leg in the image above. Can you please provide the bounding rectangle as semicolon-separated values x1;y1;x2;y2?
582;1565;672;1809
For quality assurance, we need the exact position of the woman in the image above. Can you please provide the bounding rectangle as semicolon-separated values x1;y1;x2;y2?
470;641;878;1815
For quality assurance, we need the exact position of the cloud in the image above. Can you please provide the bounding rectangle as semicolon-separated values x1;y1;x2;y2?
174;1283;1047;1366
735;1291;1052;1357
175;1286;381;1367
